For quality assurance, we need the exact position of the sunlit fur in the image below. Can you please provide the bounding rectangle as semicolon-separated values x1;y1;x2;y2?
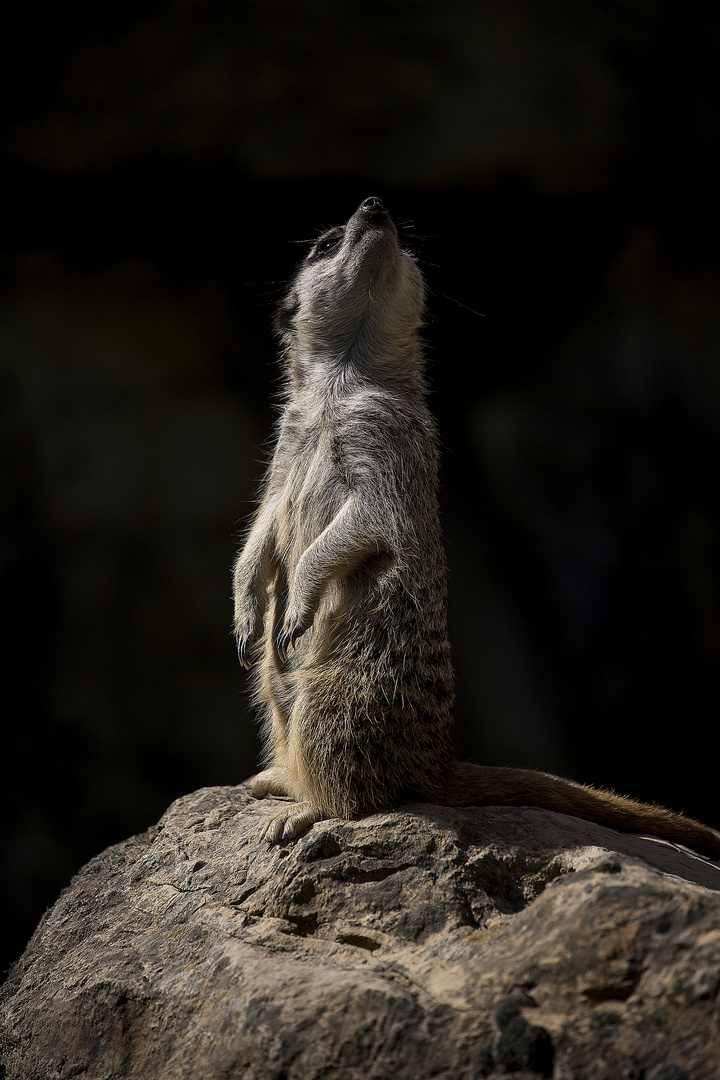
233;199;720;860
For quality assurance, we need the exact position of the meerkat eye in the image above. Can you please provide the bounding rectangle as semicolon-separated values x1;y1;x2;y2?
312;229;344;258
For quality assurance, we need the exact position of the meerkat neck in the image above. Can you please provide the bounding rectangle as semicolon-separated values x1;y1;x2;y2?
287;336;427;398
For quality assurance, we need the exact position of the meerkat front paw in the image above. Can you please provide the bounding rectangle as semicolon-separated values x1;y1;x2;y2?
276;616;312;662
236;633;259;669
234;609;264;668
261;801;323;844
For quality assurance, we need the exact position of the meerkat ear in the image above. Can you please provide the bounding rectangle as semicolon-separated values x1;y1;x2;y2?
274;289;300;335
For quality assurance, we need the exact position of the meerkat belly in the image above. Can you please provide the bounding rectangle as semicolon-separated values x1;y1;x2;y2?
289;565;454;815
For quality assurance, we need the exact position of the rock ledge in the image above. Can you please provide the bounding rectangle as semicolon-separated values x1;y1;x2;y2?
2;784;720;1079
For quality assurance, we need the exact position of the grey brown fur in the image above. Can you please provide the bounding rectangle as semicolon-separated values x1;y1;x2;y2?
233;198;720;859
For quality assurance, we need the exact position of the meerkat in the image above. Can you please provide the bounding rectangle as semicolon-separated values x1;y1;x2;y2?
233;196;720;860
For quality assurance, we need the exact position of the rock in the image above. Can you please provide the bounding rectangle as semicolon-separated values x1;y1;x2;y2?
2;784;720;1079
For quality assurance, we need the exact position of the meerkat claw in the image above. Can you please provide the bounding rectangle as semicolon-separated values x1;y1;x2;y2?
276;624;305;662
236;638;252;669
261;802;323;844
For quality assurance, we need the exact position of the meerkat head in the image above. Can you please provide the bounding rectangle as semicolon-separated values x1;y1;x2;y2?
275;198;426;373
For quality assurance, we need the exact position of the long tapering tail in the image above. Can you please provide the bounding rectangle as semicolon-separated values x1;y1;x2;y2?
440;761;720;861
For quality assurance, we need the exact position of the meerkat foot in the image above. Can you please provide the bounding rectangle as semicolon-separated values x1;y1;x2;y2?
247;767;292;798
261;801;323;844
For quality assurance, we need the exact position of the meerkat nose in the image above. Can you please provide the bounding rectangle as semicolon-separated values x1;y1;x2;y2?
361;196;385;213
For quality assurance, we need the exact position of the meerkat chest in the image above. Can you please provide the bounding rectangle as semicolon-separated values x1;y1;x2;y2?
275;421;348;547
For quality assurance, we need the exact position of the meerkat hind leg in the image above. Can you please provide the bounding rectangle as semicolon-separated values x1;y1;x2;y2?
261;801;324;844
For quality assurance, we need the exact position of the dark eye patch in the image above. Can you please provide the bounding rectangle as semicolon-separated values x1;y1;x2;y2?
309;228;344;260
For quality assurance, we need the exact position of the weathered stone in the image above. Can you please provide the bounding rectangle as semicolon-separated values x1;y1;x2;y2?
2;784;720;1079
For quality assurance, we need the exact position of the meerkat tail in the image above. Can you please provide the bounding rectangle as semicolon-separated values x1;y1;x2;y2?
442;761;720;861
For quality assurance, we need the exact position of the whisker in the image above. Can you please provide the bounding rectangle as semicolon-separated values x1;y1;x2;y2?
432;290;485;318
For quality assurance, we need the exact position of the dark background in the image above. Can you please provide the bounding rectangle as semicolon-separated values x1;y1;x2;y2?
2;0;720;976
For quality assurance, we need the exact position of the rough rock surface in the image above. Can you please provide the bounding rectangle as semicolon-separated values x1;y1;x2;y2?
2;784;720;1080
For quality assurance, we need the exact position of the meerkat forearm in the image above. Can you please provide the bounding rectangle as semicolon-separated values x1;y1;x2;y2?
233;506;278;667
277;494;391;658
